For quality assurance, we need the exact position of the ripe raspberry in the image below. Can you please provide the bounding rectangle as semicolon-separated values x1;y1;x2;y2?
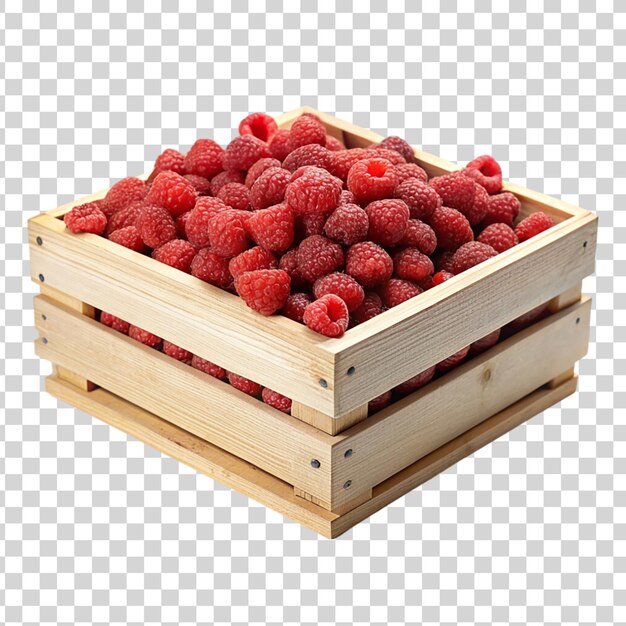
217;182;251;211
108;225;145;252
303;294;349;338
163;340;192;362
246;203;295;253
238;112;278;142
235;269;291;316
285;166;342;216
508;303;549;330
210;170;245;196
105;200;145;236
466;182;490;225
245;157;282;187
373;135;415;162
228;372;263;397
261;388;292;413
435;250;456;273
100;311;130;334
249;167;291;210
145;170;197;217
436;346;470;372
191;355;227;380
451;241;498;274
327;148;368;181
282;143;330;172
190;248;233;289
515;212;556;242
482;192;521;227
462;155;503;194
228;246;277;279
394;178;442;221
428;206;474;251
394;365;436;395
368;391;392;415
183;174;212;195
378;278;422;308
147;148;186;183
268;128;291;161
128;325;161;347
103;177;148;214
223;135;271;172
351;292;384;324
346;241;393;288
282;292;312;323
286;113;327;152
364;147;406;166
347;158;398;204
152;239;196;273
324;203;369;246
64;202;107;235
138;205;177;249
313;273;364;312
296;235;344;283
278;248;306;290
207;209;250;258
395;162;428;186
183;138;224;179
399;219;437;255
477;222;519;252
185;196;229;248
365;198;410;246
175;211;192;239
325;135;345;151
297;213;327;238
469;328;501;355
393;247;434;282
429;172;476;219
338;190;356;205
432;270;455;286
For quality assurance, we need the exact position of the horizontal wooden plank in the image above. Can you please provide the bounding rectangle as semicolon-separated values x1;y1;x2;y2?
328;298;591;498
34;296;335;504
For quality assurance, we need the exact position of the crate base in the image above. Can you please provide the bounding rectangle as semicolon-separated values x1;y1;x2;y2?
45;373;577;538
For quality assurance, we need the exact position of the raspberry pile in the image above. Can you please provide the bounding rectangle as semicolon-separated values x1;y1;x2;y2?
64;113;557;339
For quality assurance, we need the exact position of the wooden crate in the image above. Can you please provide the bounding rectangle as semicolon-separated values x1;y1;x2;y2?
29;107;597;537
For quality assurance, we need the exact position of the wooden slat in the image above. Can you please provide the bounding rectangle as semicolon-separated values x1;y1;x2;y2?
290;402;369;435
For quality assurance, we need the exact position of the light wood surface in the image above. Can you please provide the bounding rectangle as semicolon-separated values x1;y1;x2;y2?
291;401;369;435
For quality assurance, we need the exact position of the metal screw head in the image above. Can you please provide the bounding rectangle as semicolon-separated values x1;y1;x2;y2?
576;317;581;324
36;236;43;246
343;480;352;489
346;366;356;376
583;240;588;248
38;273;45;282
41;314;47;321
344;449;353;458
42;337;48;344
310;459;321;469
319;378;328;388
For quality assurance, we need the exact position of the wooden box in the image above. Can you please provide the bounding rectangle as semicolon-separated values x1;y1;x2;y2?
29;107;597;537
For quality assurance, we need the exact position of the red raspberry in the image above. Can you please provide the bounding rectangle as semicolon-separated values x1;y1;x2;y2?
482;192;521;227
268;129;291;161
100;311;130;334
325;135;345;151
108;225;145;252
249;167;291;210
313;273;364;312
282;292;312;323
368;391;392;415
217;182;251;211
105;200;145;236
103;177;147;214
347;158;398;204
428;206;474;251
515;212;556;242
469;328;501;355
183;174;212;195
152;239;196;272
185;196;229;248
64;202;107;235
303;294;349;338
210;170;245;196
393;247;434;282
365;198;410;246
246;203;294;253
374;135;414;162
261;388;292;413
394;365;436;395
297;213;327;238
508;303;549;330
183;139;224;179
191;355;227;380
451;241;498;274
128;325;161;347
175;211;191;239
346;241;393;288
190;248;232;289
399;219;437;255
477;222;519;252
395;162;428;186
296;235;344;283
436;346;470;372
435;250;456;273
278;248;306;290
378;278;422;308
324;203;369;246
429;172;476;219
147;148;186;183
394;178;441;221
163;341;192;362
462;155;503;194
207;209;250;258
235;269;291;315
238;112;278;142
351;292;384;324
286;113;327;152
466;182;490;225
228;246;277;279
228;372;263;397
432;270;455;286
245;157;282;187
338;190;356;205
138;204;177;249
364;147;406;166
327;148;368;181
145;170;197;217
282;143;330;172
285;166;342;216
223;135;270;172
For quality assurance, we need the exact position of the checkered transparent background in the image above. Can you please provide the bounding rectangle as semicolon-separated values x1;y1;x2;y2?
2;1;625;624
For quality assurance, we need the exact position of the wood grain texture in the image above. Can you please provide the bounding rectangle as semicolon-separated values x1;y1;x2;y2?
290;401;369;435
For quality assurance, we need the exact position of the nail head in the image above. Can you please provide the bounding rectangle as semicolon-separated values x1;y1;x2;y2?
576;317;580;324
42;337;48;344
583;241;588;248
38;273;45;282
310;459;321;469
346;366;356;376
42;314;47;321
319;378;328;388
36;236;43;246
344;449;353;458
343;480;352;489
